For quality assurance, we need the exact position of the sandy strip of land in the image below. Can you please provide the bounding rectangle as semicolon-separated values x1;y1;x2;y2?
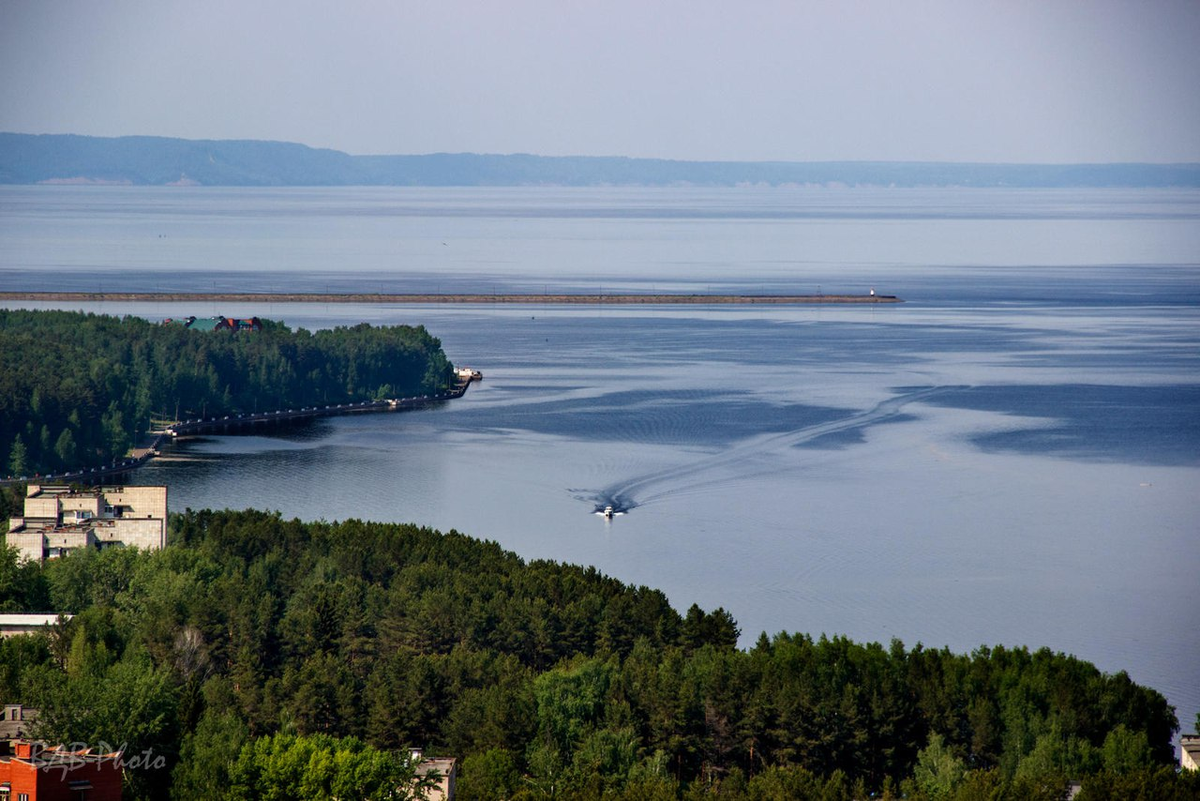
0;291;901;305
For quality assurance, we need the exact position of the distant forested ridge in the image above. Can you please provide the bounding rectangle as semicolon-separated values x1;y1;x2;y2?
0;510;1193;800
0;309;453;480
3;132;1199;188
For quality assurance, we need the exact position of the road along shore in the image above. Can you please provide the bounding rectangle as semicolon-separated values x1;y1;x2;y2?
0;381;473;488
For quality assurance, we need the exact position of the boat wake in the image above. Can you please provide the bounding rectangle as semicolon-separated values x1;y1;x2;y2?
581;385;960;515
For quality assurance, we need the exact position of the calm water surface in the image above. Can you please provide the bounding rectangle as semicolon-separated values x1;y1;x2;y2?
2;186;1198;735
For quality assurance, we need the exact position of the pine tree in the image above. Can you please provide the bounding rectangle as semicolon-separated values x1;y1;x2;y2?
7;435;27;477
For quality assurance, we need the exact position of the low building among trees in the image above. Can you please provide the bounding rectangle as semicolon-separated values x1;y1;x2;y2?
161;315;262;332
412;751;457;800
0;615;68;639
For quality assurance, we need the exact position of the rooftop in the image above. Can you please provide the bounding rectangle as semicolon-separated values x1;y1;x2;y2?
0;614;65;627
27;484;137;499
0;705;38;741
414;756;457;777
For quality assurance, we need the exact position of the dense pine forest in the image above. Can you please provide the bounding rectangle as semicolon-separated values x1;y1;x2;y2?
1;510;1195;800
0;309;454;480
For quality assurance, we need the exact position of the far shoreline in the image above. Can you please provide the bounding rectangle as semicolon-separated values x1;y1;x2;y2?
0;291;902;305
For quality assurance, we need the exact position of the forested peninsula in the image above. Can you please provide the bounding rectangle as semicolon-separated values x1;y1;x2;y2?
0;309;453;482
0;511;1194;800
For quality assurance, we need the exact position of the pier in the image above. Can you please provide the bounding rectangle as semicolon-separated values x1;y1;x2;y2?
162;379;470;438
0;379;474;487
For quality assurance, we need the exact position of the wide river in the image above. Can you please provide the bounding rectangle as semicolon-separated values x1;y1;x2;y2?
2;185;1198;735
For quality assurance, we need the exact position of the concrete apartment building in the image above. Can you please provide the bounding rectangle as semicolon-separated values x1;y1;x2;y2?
5;485;167;564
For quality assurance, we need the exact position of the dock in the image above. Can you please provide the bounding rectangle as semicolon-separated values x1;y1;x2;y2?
162;380;469;439
0;379;474;487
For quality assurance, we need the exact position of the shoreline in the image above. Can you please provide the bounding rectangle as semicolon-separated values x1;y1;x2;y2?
0;380;474;488
0;291;902;305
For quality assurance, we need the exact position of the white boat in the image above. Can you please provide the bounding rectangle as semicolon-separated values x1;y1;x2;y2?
603;505;614;519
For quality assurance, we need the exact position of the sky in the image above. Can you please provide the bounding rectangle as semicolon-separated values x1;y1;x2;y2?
1;0;1198;163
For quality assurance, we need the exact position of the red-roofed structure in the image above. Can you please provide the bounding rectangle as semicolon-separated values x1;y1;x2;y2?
0;741;123;801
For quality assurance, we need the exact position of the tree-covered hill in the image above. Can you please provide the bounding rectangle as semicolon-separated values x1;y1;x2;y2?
0;309;453;480
3;132;1199;188
0;510;1192;800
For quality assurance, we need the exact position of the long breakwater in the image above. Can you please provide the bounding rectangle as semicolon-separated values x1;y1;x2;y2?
0;291;901;305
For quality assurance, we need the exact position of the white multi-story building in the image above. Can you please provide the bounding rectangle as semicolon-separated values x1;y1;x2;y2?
1183;735;1200;771
5;484;167;563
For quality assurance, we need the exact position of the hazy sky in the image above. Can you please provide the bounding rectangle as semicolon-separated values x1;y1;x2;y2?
2;0;1197;163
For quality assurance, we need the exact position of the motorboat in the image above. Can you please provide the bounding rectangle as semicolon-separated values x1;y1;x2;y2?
603;505;614;519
